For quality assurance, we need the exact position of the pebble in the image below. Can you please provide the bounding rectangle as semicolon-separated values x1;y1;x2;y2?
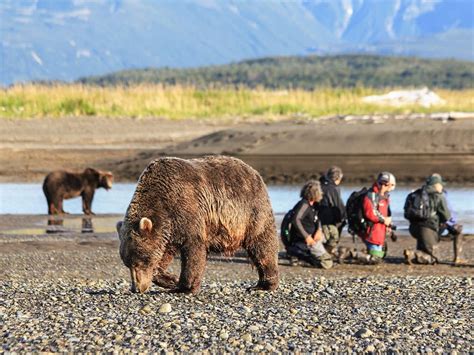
1;267;471;353
242;334;252;342
159;303;172;314
139;304;152;314
365;344;376;352
355;328;373;338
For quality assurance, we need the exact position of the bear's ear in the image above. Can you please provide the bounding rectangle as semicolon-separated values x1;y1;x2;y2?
116;221;123;234
139;217;153;234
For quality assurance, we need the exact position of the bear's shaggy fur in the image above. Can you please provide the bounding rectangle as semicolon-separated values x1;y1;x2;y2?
43;168;113;215
116;156;279;294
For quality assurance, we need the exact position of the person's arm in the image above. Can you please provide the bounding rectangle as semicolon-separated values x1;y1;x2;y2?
293;202;313;241
362;193;385;224
335;187;347;222
437;194;451;224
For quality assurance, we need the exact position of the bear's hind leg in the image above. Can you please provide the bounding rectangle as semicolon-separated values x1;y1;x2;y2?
57;199;69;215
173;243;207;294
153;250;178;289
49;198;61;215
246;232;279;291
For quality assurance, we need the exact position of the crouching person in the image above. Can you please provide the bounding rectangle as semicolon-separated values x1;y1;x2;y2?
404;174;454;265
342;172;396;264
286;180;333;269
319;166;347;258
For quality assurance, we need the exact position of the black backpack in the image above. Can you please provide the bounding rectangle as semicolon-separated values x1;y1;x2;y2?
346;187;369;236
280;208;295;248
404;187;430;222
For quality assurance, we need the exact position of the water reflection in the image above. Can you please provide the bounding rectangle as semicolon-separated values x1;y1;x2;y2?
45;216;94;234
81;217;94;233
46;216;65;234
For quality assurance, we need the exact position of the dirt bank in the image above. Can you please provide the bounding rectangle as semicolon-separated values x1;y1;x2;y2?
112;116;474;183
0;115;473;183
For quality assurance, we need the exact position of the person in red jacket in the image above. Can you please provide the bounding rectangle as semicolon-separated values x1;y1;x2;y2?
353;172;396;264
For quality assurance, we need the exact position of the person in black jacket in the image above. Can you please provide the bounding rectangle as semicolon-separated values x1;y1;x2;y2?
287;180;333;269
319;166;346;257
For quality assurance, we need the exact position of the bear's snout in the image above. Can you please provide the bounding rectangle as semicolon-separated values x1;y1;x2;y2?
130;267;152;294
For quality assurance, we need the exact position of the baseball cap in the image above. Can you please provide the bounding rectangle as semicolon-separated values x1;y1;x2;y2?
377;172;396;186
426;173;445;186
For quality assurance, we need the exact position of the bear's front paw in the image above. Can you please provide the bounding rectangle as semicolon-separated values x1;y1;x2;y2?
169;285;201;295
153;274;178;289
247;281;278;292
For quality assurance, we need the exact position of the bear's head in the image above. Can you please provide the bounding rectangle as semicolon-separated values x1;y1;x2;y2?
116;217;161;293
99;171;113;190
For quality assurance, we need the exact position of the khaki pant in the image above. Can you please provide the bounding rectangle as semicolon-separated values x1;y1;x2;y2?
287;236;333;269
322;224;340;253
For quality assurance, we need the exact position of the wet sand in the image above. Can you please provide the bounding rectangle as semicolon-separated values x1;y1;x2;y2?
1;115;473;183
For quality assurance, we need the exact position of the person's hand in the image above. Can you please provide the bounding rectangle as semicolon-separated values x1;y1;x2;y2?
313;229;322;242
390;232;398;242
384;217;392;226
306;235;316;246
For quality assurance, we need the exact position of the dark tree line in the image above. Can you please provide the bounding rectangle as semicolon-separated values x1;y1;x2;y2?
78;55;474;90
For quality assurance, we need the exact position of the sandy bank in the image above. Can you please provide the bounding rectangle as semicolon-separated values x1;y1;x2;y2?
0;115;473;183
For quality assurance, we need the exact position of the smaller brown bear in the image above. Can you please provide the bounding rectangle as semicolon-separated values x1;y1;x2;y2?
43;168;113;215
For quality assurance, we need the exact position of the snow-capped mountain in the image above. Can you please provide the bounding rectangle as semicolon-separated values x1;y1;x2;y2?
0;0;472;85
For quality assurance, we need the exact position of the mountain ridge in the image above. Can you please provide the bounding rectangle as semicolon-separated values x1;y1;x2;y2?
1;0;473;86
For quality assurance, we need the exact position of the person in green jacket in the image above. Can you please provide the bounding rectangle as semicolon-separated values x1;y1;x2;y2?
404;174;451;265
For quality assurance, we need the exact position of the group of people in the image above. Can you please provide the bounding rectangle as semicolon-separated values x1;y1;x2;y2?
282;167;465;269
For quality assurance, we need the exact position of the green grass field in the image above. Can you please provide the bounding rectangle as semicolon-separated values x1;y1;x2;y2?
1;84;473;120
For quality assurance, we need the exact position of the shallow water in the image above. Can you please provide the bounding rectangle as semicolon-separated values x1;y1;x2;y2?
0;183;473;233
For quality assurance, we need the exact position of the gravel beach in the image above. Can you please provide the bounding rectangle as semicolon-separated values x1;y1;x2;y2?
1;215;473;352
1;115;473;352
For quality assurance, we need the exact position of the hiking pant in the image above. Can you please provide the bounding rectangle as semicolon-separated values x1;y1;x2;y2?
408;224;439;264
287;240;333;269
322;224;340;254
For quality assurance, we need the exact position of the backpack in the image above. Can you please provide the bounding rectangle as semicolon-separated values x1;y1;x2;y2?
345;187;369;236
280;208;295;248
404;187;430;222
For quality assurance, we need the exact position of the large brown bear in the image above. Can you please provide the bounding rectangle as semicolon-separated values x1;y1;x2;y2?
116;156;279;294
43;168;113;215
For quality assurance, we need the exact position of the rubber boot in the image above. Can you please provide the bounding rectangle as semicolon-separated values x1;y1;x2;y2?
353;251;371;264
414;250;436;265
325;244;338;260
404;249;415;265
337;247;353;264
453;233;467;265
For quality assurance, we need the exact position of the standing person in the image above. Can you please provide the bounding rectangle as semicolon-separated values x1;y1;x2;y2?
319;166;346;257
404;174;452;265
286;180;333;269
343;172;396;264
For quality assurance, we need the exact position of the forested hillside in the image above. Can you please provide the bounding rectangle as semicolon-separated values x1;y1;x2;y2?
78;55;474;89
